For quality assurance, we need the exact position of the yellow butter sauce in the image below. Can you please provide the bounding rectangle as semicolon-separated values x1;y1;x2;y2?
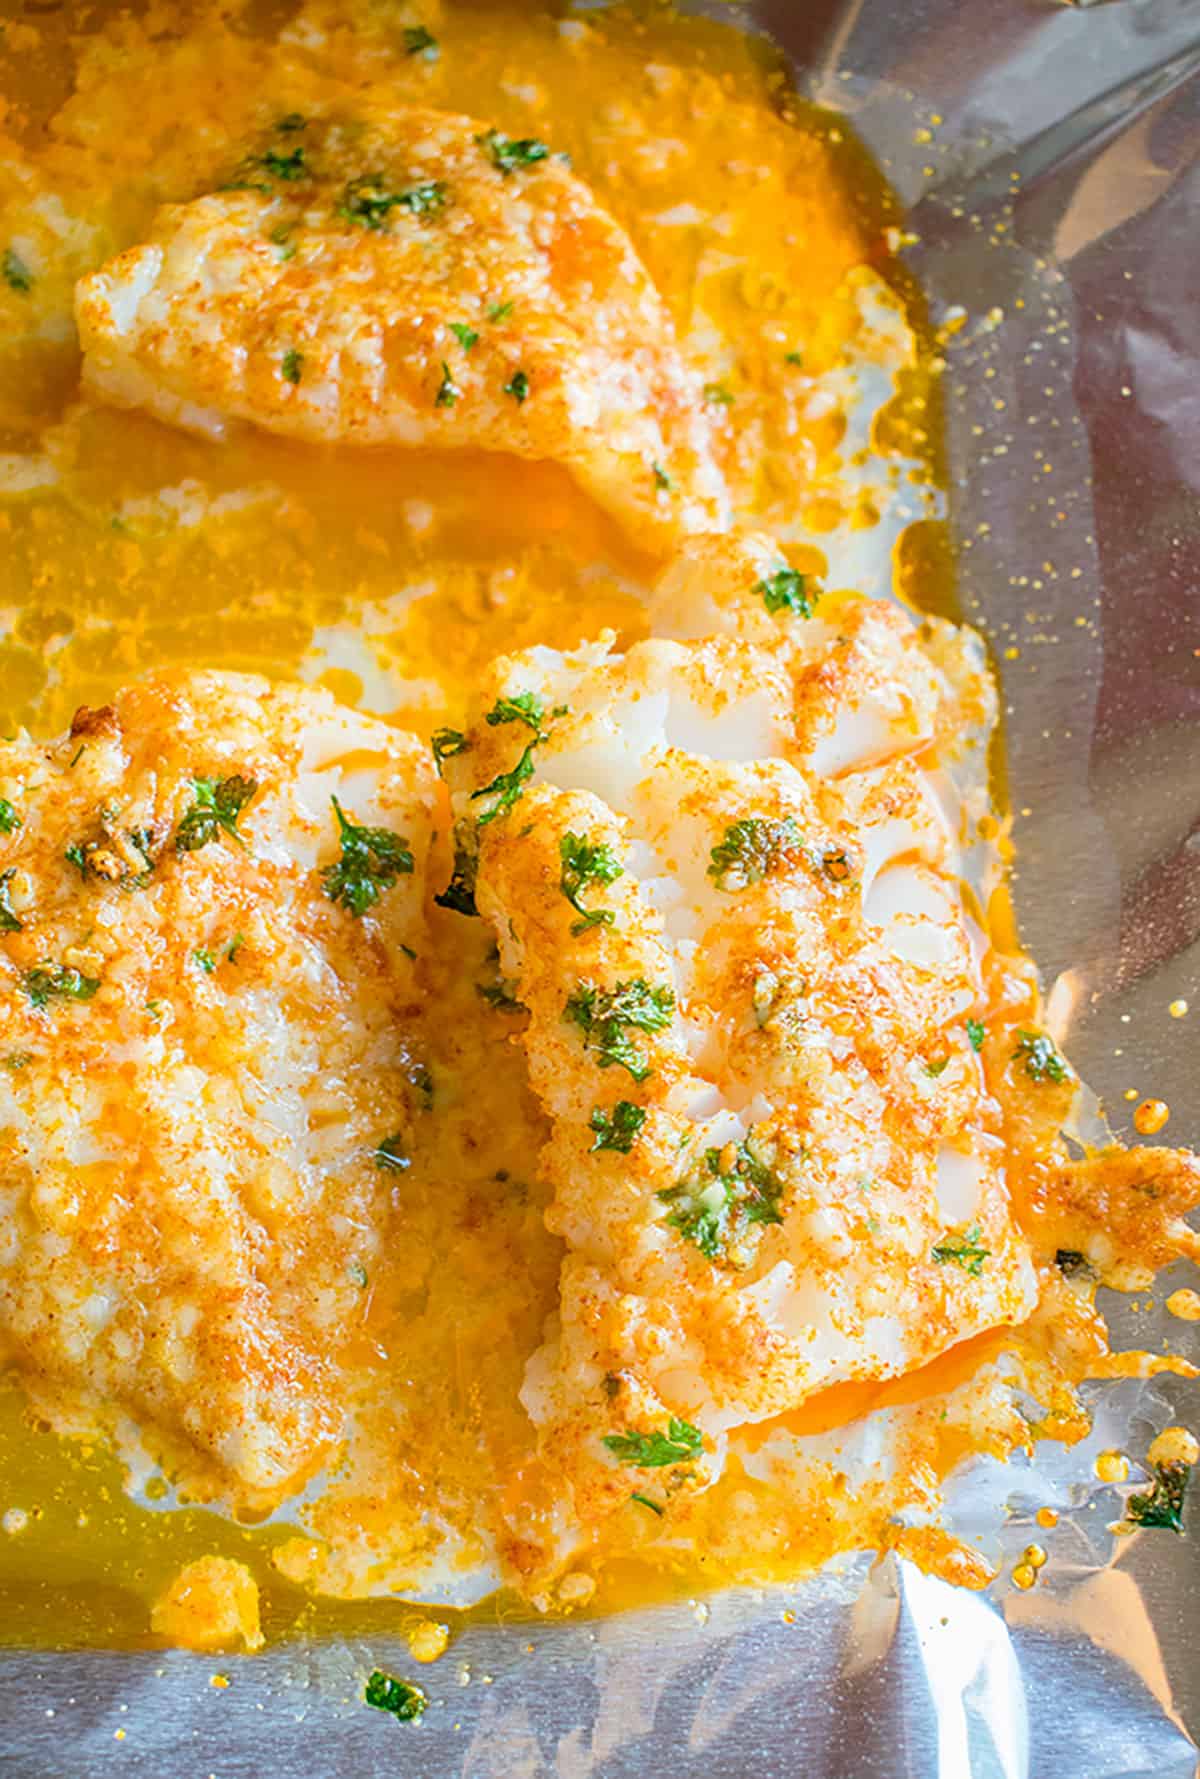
0;0;953;1648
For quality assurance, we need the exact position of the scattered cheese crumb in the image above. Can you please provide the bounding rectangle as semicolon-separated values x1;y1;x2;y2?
150;1556;264;1652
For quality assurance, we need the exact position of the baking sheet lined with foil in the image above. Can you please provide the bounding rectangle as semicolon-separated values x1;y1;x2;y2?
2;0;1200;1773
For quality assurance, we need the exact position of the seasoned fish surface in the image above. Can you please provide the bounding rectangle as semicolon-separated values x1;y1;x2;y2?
0;672;436;1504
75;107;728;553
441;603;1038;1557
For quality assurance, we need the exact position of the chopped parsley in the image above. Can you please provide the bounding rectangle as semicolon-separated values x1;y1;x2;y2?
589;1100;646;1154
703;382;733;406
269;222;297;261
261;145;307;181
23;962;100;1010
2;248;31;294
402;24;439;58
488;300;514;323
0;798;20;834
924;1057;950;1078
504;368;530;404
560;830;623;933
469;743;536;826
631;1492;664;1516
564;978;675;1083
348;1260;369;1288
1054;1248;1089;1276
372;1133;410;1173
708;816;803;891
275;112;306;133
0;868;21;933
477;979;524;1013
281;348;303;384
931;1222;990;1277
966;1017;985;1052
603;1418;703;1468
1012;1029;1068;1083
193;949;216;974
784;349;804;367
652;462;672;492
64;842;88;879
338;174;448;229
756;566;817;620
1;1052;30;1071
175;775;258;853
658;1139;783;1261
434;829;478;915
1126;1460;1188;1533
478;129;550;175
364;1671;427;1721
322;796;414;917
435;359;460;408
227;933;245;963
485;691;545;732
449;321;479;352
431;727;471;766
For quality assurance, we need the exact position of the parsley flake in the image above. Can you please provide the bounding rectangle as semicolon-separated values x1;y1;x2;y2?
708;816;803;891
449;322;479;352
1126;1460;1188;1533
932;1222;990;1277
0;868;21;933
564;978;674;1083
0;798;20;834
1012;1030;1068;1083
322;796;414;917
364;1671;427;1721
603;1418;703;1468
23;962;100;1010
658;1139;783;1261
703;382;734;406
652;462;672;492
431;727;471;766
485;691;545;732
756;566;817;620
478;129;550;175
338;175;448;229
488;300;514;322
372;1133;410;1173
589;1100;646;1154
193;949;216;974
966;1017;985;1052
470;743;536;825
175;775;257;853
434;829;478;916
435;360;460;408
281;348;303;384
402;24;439;58
2;248;32;294
631;1492;664;1516
504;368;530;403
560;830;623;933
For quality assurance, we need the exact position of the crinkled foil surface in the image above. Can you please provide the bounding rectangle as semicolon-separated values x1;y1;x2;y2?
2;0;1199;1773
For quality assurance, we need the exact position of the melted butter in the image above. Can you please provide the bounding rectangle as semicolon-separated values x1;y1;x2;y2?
0;0;1063;1652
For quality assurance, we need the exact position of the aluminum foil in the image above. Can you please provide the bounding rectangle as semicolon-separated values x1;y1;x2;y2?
2;0;1199;1772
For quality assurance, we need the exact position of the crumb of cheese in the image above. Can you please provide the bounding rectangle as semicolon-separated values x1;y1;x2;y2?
150;1555;264;1652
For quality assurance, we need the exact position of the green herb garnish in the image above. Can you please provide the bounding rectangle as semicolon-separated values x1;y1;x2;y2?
485;692;545;732
2;248;31;293
193;949;216;973
0;798;20;834
64;842;88;879
478;129;550;175
372;1133;410;1173
322;796;414;917
470;745;536;826
431;727;471;765
504;369;529;404
931;1222;990;1277
281;348;303;384
175;775;258;853
262;145;307;181
652;462;671;492
0;868;21;933
434;830;478;916
966;1018;985;1052
756;566;816;619
338;174;447;229
364;1671;427;1721
560;830;623;934
703;382;733;406
23;962;100;1010
564;978;674;1083
631;1492;664;1516
658;1139;783;1261
435;360;459;408
402;24;439;58
589;1100;646;1154
1012;1030;1068;1083
1126;1460;1188;1534
449;322;478;352
488;300;513;323
603;1418;703;1468
708;816;802;891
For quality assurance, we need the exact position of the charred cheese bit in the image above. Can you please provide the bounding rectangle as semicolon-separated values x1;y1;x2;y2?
0;671;437;1507
151;1554;264;1652
74;106;728;554
440;620;1036;1569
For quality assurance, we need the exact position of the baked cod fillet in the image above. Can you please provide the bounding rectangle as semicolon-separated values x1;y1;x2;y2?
74;106;728;553
0;672;436;1506
439;594;1041;1567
